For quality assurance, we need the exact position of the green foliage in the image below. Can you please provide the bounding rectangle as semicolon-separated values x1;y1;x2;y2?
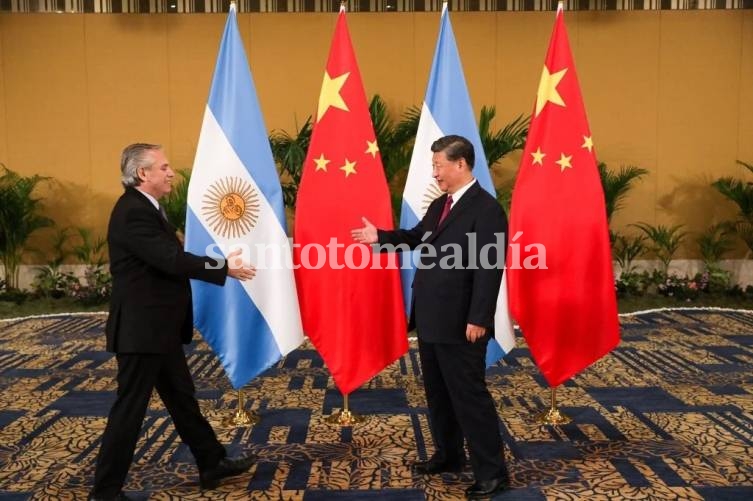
613;233;646;275
70;227;110;304
162;169;191;233
73;227;107;267
615;271;651;298
477;107;529;214
0;165;54;289
32;228;77;298
597;163;649;224
632;223;687;277
270;116;313;209
697;223;735;266
711;160;753;254
368;95;421;223
369;95;421;183
69;266;111;306
479;107;529;168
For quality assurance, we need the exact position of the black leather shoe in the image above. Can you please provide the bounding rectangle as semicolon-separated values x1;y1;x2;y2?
87;493;132;501
465;476;510;499
411;458;464;475
199;454;255;490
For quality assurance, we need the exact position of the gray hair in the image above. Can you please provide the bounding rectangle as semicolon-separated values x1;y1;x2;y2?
120;143;161;188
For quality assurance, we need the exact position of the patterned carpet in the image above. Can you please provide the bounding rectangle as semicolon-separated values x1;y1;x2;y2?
1;310;752;500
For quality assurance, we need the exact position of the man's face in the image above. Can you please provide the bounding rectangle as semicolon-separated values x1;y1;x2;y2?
432;150;464;194
138;149;174;199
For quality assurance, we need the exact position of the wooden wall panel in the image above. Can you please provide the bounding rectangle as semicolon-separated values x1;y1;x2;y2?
0;14;91;234
246;13;333;140
0;11;749;258
165;13;228;171
493;11;554;185
656;10;743;247
577;11;661;233
0;16;6;167
738;10;753;169
84;13;171;230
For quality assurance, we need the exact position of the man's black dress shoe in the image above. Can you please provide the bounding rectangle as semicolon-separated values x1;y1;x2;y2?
411;458;464;475
87;493;132;501
199;454;255;489
465;476;510;499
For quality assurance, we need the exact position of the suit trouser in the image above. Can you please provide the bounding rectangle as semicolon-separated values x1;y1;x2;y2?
91;345;225;497
418;337;508;482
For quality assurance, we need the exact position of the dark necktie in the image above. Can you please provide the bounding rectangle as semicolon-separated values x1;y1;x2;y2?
438;194;453;225
158;204;168;221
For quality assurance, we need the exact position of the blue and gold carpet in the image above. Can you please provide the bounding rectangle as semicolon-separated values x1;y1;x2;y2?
1;309;752;500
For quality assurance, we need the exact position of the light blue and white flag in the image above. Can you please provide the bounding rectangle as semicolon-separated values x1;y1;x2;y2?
185;4;303;389
401;3;515;366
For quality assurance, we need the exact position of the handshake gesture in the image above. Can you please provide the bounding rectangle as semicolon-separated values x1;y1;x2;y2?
350;217;378;244
225;248;256;281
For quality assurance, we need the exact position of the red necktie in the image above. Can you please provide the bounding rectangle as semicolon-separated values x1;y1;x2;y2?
438;194;453;224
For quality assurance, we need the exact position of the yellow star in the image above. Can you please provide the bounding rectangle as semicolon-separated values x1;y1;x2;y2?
340;158;357;177
582;135;594;152
531;147;546;166
365;140;379;158
313;153;330;172
535;65;567;117
317;71;350;122
555;152;573;172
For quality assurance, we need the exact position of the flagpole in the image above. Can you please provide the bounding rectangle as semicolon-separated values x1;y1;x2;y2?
221;389;260;427
325;392;366;426
536;386;571;425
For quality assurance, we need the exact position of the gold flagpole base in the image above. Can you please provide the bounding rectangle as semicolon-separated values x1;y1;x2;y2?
536;386;571;425
221;389;260;427
221;408;260;427
325;393;367;426
324;408;366;426
535;406;571;425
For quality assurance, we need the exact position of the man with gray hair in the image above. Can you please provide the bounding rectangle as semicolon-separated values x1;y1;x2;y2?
89;143;256;500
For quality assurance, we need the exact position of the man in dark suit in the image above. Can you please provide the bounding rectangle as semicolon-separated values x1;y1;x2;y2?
352;135;510;499
89;143;256;500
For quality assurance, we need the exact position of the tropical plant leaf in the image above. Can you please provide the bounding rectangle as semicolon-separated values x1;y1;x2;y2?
0;165;54;288
598;163;649;223
270;116;313;208
162;168;191;232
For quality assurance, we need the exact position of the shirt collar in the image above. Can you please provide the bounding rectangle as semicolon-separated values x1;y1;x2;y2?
135;187;160;211
449;178;476;204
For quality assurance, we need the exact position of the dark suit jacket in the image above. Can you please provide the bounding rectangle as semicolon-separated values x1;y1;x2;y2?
378;181;508;343
105;187;227;354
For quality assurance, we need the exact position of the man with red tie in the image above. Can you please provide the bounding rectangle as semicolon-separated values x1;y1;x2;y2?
352;135;510;499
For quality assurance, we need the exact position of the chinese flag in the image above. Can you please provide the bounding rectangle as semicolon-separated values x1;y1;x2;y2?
293;9;408;395
506;6;620;387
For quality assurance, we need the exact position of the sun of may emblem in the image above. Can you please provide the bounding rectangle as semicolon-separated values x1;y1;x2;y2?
202;177;260;238
421;182;444;215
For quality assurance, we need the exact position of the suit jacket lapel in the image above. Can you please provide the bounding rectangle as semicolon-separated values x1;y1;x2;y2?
426;182;481;244
127;187;176;234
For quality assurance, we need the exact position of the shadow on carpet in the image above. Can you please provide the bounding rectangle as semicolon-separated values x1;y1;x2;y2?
1;309;752;500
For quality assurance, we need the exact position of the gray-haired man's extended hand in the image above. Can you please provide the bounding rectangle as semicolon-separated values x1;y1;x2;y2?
226;248;256;281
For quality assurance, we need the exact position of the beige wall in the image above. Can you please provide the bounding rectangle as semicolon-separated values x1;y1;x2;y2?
0;10;752;259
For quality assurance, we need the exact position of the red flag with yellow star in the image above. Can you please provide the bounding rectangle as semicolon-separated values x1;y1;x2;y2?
506;5;620;387
293;8;407;395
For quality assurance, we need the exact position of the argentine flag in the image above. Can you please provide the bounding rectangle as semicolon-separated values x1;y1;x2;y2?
185;4;303;389
400;3;515;366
